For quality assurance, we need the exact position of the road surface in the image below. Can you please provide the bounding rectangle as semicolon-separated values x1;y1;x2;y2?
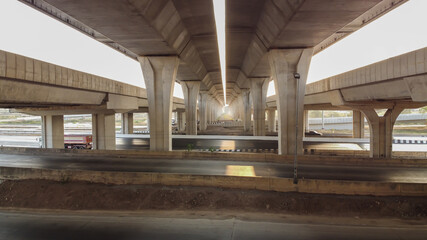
0;153;426;183
0;211;425;240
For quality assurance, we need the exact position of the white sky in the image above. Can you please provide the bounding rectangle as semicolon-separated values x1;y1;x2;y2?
0;0;426;99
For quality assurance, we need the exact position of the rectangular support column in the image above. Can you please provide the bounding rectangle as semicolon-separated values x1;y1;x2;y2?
177;111;185;132
138;56;179;151
242;89;251;132
199;91;209;131
121;112;133;134
92;113;116;150
353;110;364;138
181;81;200;135
250;78;268;136
269;48;313;155
41;115;64;148
303;110;309;133
267;109;276;132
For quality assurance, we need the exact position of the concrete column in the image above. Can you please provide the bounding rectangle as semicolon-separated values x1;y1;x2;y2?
199;91;209;131
121;112;133;134
242;89;251;132
92;113;116;150
361;107;403;158
303;110;309;133
206;98;212;124
181;81;200;135
250;78;269;136
269;48;313;155
146;112;150;131
267;109;276;132
353;110;364;138
41;115;64;148
177;111;185;132
138;56;179;151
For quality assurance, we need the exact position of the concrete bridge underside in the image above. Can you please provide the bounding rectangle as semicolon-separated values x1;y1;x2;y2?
1;0;417;158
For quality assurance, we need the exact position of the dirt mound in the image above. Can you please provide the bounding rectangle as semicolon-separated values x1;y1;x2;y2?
0;180;426;219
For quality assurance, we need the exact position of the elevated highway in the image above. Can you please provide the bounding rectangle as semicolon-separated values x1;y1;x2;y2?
12;0;407;155
266;47;427;158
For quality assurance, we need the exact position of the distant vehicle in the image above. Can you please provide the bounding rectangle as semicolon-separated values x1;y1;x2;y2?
64;134;92;149
305;130;322;136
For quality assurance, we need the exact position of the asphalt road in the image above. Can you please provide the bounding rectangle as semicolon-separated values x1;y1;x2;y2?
2;135;427;152
0;153;426;183
0;211;426;240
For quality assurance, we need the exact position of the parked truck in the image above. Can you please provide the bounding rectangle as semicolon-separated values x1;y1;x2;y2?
64;134;93;149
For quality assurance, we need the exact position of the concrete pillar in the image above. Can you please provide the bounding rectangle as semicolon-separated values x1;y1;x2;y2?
303;110;309;133
361;107;403;158
138;56;179;151
242;89;251;132
269;48;313;155
121;112;133;134
267;109;276;132
177;111;185;132
41;115;64;148
207;98;212;124
181;81;200;135
146;112;150;131
250;78;269;136
92;113;116;150
353;110;364;138
199;91;209;131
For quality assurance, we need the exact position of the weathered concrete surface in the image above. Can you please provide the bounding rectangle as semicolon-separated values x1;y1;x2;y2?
92;113;116;150
18;0;406;104
250;78;268;136
0;50;185;112
138;56;179;151
304;47;427;108
241;89;251;132
267;109;276;132
41;115;64;149
199;91;209;131
269;48;313;155
181;81;200;135
361;107;404;158
121;113;134;134
353;110;365;138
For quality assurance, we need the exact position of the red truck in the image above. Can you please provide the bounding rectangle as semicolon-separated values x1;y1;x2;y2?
64;134;93;149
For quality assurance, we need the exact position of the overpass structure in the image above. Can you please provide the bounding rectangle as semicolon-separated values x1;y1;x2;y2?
0;0;415;158
0;49;190;149
15;0;408;155
265;47;427;157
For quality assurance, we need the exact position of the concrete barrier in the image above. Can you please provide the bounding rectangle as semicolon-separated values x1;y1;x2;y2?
1;147;426;167
0;166;426;197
